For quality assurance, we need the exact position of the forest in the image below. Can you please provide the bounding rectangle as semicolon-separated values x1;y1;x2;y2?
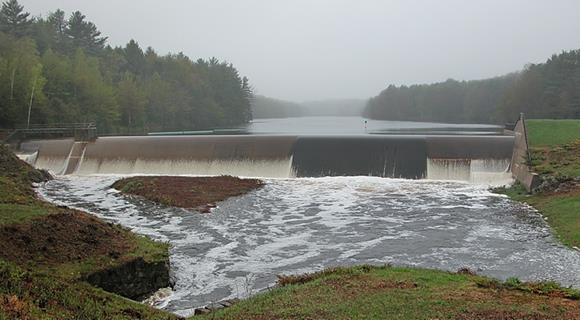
364;50;580;124
0;0;252;134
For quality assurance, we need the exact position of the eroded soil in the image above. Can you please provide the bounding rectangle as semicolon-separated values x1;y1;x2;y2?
112;176;264;212
0;209;133;268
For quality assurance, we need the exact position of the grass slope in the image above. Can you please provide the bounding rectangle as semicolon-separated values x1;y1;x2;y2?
201;265;580;320
0;145;177;319
499;119;580;248
0;261;175;320
498;184;580;248
527;119;580;147
529;140;580;178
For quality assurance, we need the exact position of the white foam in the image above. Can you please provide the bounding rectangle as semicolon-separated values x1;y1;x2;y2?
36;175;580;317
427;158;513;186
15;151;38;165
34;156;68;175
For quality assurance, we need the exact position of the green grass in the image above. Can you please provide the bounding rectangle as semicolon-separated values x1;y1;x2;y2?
527;119;580;147
529;142;580;178
0;204;48;225
537;195;580;247
0;177;42;206
45;233;170;281
497;119;580;248
129;235;170;263
118;180;144;194
200;265;579;320
497;184;580;248
0;261;177;320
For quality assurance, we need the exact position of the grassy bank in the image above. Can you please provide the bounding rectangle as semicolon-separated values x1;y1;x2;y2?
0;145;177;319
0;261;175;320
526;119;580;147
201;265;580;320
499;119;580;248
499;184;579;247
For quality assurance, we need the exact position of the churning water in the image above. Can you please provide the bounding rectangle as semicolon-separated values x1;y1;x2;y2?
37;175;580;317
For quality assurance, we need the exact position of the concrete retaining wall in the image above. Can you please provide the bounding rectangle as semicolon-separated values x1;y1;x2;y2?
510;115;541;192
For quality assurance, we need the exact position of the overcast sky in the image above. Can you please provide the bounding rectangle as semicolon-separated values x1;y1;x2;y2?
20;0;580;101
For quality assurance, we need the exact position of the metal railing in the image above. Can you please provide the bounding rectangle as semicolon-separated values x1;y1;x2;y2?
19;122;96;130
2;123;97;144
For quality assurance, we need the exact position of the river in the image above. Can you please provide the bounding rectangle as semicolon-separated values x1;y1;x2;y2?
38;174;580;317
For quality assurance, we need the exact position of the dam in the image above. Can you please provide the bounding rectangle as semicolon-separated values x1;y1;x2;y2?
18;117;580;316
18;134;514;184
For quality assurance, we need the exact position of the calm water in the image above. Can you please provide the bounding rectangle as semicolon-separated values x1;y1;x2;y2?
244;116;504;135
38;175;580;317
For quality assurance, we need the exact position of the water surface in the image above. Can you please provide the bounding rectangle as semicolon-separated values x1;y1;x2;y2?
244;116;504;135
38;175;580;317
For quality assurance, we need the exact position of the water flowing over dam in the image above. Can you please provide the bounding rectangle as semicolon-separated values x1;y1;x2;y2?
21;118;580;317
19;134;513;184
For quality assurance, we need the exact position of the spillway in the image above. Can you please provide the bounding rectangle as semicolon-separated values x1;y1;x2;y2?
18;135;514;184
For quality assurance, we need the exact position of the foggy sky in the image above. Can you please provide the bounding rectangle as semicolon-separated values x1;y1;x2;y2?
20;0;580;101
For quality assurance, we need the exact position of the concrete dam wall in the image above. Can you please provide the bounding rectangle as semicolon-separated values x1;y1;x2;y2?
19;135;514;183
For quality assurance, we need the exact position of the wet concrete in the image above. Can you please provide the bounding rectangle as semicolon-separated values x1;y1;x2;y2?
22;134;513;179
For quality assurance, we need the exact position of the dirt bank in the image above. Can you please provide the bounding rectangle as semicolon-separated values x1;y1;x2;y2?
0;145;176;319
0;210;131;267
112;176;264;212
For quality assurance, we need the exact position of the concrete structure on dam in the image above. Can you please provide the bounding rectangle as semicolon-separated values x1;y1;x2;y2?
509;115;541;192
16;134;515;185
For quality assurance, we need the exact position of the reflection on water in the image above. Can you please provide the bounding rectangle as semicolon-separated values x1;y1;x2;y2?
38;175;580;317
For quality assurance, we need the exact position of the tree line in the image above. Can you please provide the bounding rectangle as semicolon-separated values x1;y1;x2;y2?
364;50;580;123
0;0;252;134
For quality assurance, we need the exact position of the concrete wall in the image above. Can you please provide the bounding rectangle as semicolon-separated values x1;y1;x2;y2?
510;115;541;192
20;134;516;182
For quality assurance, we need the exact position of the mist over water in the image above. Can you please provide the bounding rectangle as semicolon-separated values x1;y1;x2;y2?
38;175;580;317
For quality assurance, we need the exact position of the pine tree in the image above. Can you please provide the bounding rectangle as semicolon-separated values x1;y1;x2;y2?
66;11;107;54
0;0;32;37
124;40;145;75
48;9;66;35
